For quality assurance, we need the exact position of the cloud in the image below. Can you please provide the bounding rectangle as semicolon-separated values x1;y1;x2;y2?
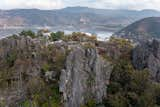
1;0;160;10
0;0;64;9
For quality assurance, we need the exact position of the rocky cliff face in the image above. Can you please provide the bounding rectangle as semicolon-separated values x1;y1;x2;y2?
0;36;112;107
0;37;43;106
60;47;112;107
132;39;160;82
2;34;160;107
0;36;66;107
0;38;39;106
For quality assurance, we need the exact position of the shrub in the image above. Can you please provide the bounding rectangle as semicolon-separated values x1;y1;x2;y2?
83;43;95;49
100;37;133;63
6;52;17;67
26;77;46;95
154;84;160;106
103;41;160;107
41;63;51;72
81;99;97;107
0;71;10;89
20;100;30;107
68;32;97;42
0;100;6;107
107;82;122;94
19;30;36;38
109;37;132;49
129;70;150;95
104;62;159;107
53;52;66;72
86;99;96;107
105;93;128;107
50;31;64;41
7;34;19;39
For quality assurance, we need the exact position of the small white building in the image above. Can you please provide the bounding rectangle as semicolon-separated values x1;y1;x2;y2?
38;29;51;38
43;32;51;38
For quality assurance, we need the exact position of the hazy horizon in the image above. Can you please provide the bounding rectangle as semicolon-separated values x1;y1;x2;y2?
1;0;160;11
1;6;160;12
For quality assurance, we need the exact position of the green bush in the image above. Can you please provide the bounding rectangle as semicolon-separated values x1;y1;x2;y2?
106;93;128;107
83;43;95;49
104;61;160;107
53;51;66;72
103;41;160;107
41;63;51;72
23;78;61;107
7;34;19;39
86;99;96;107
50;31;64;41
107;82;122;94
19;30;36;38
6;52;17;67
0;100;6;107
81;99;97;107
20;100;30;107
69;32;97;42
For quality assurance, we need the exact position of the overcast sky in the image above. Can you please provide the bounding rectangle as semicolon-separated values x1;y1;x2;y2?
1;0;160;10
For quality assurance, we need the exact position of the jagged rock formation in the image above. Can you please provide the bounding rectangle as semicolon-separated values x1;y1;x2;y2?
0;36;43;106
0;36;67;107
2;34;160;107
132;39;160;82
0;35;113;107
60;47;112;107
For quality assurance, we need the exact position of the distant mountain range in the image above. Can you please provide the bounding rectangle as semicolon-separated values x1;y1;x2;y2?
115;17;160;42
1;7;160;32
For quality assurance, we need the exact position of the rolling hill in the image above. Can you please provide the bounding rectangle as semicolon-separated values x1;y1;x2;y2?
1;7;160;32
115;17;160;42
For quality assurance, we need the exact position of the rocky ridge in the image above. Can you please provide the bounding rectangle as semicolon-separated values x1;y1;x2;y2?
115;17;160;42
1;33;160;107
0;35;112;107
